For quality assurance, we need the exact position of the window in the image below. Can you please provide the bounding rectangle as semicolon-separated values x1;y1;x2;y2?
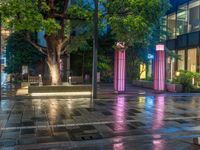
178;50;185;70
187;48;197;72
167;13;176;39
188;0;200;32
177;4;188;35
166;51;175;80
198;49;200;72
160;16;167;41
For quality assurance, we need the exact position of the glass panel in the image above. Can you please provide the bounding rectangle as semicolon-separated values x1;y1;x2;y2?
187;48;197;72
198;49;200;72
178;50;185;70
177;4;188;35
188;0;200;32
160;16;167;41
166;50;175;80
167;13;176;39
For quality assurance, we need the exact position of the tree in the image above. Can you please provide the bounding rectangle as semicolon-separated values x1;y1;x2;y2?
0;0;92;85
105;0;170;46
5;31;44;74
70;31;114;79
0;0;169;85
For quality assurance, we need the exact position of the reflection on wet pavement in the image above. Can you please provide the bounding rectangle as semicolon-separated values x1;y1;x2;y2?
1;94;200;149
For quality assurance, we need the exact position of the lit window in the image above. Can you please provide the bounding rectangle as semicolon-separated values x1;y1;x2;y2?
188;0;200;32
178;50;185;70
177;4;188;35
187;48;197;72
167;13;176;39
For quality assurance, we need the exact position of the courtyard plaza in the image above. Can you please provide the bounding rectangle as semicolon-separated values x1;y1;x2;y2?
1;84;200;149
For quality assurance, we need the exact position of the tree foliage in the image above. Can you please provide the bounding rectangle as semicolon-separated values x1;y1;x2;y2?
5;31;44;73
0;0;170;84
105;0;170;46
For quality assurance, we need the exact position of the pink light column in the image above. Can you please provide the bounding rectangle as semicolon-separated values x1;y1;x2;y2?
154;44;165;92
114;46;126;92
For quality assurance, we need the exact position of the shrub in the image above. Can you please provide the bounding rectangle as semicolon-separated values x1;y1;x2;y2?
172;70;194;92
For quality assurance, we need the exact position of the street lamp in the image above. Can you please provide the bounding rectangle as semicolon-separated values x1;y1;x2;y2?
92;0;98;99
154;44;165;92
0;13;2;101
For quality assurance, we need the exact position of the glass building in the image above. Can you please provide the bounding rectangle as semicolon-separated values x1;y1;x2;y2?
163;0;200;80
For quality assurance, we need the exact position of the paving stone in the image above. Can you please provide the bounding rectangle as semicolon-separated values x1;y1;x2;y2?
21;129;36;135
2;84;200;149
37;128;52;137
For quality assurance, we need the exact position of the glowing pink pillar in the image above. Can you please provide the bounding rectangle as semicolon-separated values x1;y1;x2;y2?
154;44;165;92
114;43;126;92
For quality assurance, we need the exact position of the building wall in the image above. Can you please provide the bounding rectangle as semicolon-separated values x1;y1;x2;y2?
163;0;200;80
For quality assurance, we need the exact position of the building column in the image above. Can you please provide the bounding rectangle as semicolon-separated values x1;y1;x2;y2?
114;42;126;92
154;44;165;92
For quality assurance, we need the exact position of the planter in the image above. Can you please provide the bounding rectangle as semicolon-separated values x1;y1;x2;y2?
166;83;182;93
132;80;183;93
132;80;153;89
21;82;29;88
132;80;142;86
28;85;92;96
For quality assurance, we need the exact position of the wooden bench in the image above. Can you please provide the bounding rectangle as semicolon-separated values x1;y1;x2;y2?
71;76;83;84
28;75;40;86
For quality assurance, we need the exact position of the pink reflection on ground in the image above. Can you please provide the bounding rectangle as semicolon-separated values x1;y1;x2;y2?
152;96;165;150
114;96;126;132
152;139;166;150
113;142;124;150
153;96;165;130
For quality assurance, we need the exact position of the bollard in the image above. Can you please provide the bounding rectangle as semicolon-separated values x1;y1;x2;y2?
69;76;72;85
38;74;43;86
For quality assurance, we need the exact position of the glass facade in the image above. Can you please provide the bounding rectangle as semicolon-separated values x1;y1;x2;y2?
177;4;188;35
188;0;200;32
167;13;176;39
163;0;200;76
163;0;200;37
187;48;197;72
178;50;185;71
160;16;167;41
166;51;175;80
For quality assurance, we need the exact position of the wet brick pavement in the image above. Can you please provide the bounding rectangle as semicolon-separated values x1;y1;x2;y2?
1;84;200;149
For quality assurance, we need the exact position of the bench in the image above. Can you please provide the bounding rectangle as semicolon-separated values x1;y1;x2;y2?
28;75;42;86
71;76;83;84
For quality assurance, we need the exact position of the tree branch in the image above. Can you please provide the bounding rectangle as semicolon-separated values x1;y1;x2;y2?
63;0;69;14
28;39;48;55
60;37;70;54
25;33;47;55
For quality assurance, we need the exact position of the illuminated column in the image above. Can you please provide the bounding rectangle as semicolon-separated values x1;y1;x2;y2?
154;44;165;92
114;42;126;92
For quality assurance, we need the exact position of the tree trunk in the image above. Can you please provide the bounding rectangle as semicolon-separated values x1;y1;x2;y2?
47;59;61;85
45;35;62;85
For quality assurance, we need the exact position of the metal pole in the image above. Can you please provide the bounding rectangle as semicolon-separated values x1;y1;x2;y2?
92;0;98;99
0;13;2;101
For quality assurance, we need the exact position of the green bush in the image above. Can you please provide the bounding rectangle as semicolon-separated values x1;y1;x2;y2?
172;70;194;92
193;72;200;87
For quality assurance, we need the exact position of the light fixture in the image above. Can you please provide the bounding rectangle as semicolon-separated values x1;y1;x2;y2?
114;43;126;92
175;71;180;77
31;91;92;96
154;44;165;92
